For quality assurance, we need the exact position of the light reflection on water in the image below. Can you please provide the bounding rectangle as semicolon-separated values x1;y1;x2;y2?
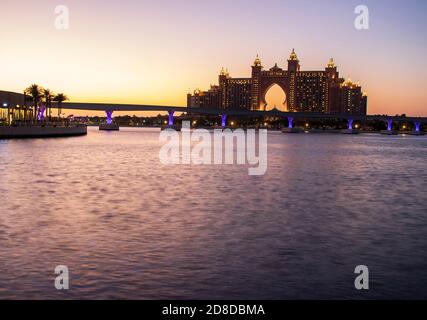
0;127;427;299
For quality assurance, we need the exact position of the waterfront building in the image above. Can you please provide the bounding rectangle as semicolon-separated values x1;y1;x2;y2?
187;50;368;115
0;91;27;124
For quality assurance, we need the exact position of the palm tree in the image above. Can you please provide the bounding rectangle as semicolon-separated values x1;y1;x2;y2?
23;91;29;121
53;93;69;118
24;84;43;121
42;89;55;120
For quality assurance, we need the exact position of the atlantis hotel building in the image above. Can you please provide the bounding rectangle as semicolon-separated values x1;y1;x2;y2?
187;50;367;115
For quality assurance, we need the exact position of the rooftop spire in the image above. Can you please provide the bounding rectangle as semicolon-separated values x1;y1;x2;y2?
289;48;299;61
327;57;335;68
253;54;262;67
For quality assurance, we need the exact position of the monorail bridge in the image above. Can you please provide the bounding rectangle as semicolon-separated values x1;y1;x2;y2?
59;102;427;132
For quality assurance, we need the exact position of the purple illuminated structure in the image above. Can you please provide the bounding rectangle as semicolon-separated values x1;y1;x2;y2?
348;119;354;130
221;114;227;128
168;111;175;126
38;107;46;121
415;122;421;132
387;119;393;131
288;117;293;129
106;111;113;125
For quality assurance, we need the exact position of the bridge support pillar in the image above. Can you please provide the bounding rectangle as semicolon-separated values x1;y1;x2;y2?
415;122;421;132
282;117;300;133
381;119;397;135
106;111;113;125
161;111;180;131
288;117;293;129
410;121;425;136
168;111;175;126
387;119;393;131
221;114;227;128
341;118;359;134
100;110;119;131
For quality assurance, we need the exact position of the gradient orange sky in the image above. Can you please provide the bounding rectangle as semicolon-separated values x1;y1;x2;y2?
1;0;426;116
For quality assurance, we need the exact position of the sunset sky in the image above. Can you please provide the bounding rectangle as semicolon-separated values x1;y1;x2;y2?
1;0;426;116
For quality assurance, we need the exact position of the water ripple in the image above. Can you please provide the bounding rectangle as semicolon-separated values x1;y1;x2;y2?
0;128;426;299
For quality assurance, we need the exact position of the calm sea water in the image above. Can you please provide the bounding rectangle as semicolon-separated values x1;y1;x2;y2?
0;127;426;299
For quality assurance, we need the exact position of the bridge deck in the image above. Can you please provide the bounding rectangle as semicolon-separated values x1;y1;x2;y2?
59;102;427;123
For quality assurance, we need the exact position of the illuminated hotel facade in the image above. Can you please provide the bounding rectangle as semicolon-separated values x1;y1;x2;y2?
187;50;368;115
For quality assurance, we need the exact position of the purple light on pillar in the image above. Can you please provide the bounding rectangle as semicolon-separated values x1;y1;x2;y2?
106;111;113;125
168;111;175;126
288;117;293;129
348;119;354;130
221;114;227;128
387;119;393;131
415;122;421;132
38;107;46;121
